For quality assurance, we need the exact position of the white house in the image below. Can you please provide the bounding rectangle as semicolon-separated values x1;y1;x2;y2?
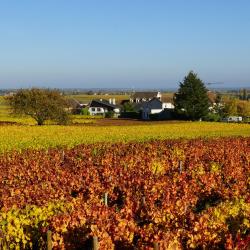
162;102;175;109
135;97;174;119
88;99;120;116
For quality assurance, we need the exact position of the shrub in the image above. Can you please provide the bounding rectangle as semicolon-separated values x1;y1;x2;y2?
105;111;115;118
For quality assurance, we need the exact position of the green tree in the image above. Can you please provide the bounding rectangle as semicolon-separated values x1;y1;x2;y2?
223;98;238;116
122;102;135;112
105;110;115;118
174;71;210;120
80;107;90;115
237;100;250;117
6;88;71;125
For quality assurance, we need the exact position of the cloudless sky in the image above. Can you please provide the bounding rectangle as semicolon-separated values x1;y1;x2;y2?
0;0;250;89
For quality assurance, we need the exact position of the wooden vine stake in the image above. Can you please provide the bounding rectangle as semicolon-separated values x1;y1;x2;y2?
153;242;159;250
62;150;65;161
179;160;183;173
142;196;146;206
104;192;108;206
47;230;52;250
93;236;99;250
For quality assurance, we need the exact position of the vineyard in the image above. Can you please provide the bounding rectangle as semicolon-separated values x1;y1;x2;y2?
0;137;249;249
0;122;250;153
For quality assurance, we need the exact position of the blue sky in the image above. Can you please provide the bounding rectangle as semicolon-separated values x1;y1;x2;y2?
0;0;250;89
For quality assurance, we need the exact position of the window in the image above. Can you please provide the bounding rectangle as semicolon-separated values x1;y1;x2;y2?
97;108;101;111
91;108;95;111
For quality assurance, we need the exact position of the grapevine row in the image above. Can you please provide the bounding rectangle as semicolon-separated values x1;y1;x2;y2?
0;137;249;249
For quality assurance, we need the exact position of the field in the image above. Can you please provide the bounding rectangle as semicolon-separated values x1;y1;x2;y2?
0;122;249;153
1;94;250;249
0;138;249;249
0;95;250;153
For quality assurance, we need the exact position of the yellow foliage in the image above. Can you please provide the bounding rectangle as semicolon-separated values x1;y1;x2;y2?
210;162;221;173
0;122;249;153
151;161;165;175
0;201;72;249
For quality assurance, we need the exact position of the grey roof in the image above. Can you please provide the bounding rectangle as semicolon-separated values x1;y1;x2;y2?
90;99;117;109
134;97;162;111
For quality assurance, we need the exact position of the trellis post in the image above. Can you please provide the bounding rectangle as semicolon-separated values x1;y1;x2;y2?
93;236;99;250
104;192;108;206
153;242;159;250
47;230;52;250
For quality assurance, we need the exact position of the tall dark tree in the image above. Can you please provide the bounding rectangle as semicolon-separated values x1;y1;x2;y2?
6;88;71;125
174;71;210;120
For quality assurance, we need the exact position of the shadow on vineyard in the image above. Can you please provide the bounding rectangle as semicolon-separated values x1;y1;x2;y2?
63;228;92;250
194;191;223;213
0;137;249;249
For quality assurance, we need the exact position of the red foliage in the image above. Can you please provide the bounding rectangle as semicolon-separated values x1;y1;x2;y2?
0;137;249;249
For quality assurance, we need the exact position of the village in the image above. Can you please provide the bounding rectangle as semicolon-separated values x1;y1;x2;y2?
69;91;172;119
68;90;246;122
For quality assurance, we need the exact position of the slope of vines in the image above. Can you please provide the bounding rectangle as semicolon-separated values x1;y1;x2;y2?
0;137;249;249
